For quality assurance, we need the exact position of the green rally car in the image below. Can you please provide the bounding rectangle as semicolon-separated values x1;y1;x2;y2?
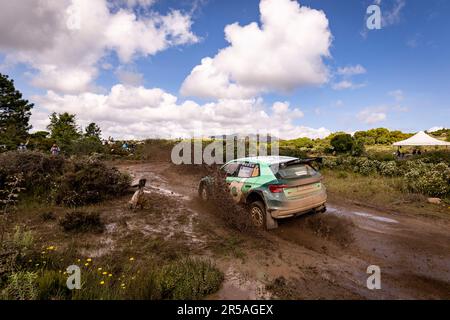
198;156;327;229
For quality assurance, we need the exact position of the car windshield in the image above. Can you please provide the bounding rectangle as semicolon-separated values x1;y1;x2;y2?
273;164;318;179
222;162;240;176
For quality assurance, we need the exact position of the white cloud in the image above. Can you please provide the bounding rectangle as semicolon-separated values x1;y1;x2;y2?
0;0;198;94
337;64;366;76
120;0;155;7
357;108;387;124
32;84;329;140
332;80;366;91
181;0;332;99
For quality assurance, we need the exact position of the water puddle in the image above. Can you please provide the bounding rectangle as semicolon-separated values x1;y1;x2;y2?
327;206;399;224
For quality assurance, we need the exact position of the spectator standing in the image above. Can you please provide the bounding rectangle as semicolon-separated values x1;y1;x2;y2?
50;144;60;156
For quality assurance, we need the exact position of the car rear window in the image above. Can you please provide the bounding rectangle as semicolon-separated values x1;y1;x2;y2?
273;164;318;179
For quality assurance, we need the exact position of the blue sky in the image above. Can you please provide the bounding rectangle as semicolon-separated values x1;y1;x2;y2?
1;0;449;139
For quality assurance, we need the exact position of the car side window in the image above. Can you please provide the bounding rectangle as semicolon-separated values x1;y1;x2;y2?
222;162;240;177
237;163;259;178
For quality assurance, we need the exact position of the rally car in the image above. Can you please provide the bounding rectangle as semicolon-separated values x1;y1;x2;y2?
198;156;327;229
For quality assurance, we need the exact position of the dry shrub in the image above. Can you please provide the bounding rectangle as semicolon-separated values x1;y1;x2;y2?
40;211;56;222
54;160;131;206
0;151;65;199
59;211;104;233
0;151;131;206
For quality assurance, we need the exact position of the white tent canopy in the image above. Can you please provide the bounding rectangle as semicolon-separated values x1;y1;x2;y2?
393;131;450;146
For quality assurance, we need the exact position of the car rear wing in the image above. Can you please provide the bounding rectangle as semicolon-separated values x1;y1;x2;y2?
278;157;323;171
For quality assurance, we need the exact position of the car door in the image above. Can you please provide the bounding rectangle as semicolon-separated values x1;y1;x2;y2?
228;162;260;202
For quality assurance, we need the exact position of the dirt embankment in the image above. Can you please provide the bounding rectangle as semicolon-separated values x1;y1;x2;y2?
115;160;450;300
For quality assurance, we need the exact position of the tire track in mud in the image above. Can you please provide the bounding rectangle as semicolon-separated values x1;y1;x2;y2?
117;162;450;299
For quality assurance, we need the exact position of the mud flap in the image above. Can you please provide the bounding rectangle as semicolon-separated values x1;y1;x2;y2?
266;211;278;230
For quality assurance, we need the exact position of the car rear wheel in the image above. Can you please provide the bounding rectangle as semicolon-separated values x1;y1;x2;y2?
249;201;266;228
198;184;209;202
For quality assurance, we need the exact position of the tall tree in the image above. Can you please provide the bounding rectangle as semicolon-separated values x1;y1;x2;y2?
47;112;81;148
0;73;34;149
85;122;102;140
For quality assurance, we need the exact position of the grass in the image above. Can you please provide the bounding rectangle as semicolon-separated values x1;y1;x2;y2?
1;190;225;300
322;169;450;219
0;232;224;300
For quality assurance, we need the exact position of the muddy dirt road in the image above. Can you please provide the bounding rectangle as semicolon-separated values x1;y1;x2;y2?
117;161;450;300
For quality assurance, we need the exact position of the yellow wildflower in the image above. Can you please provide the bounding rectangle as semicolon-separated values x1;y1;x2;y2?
100;281;105;285
87;258;92;262
102;272;108;275
129;257;135;261
108;274;112;277
85;263;89;266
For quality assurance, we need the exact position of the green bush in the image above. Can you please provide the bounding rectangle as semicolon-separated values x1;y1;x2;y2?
379;161;398;176
404;162;450;197
330;134;354;153
323;156;450;198
158;258;223;300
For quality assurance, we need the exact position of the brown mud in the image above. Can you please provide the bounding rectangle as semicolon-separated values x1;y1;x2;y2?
114;161;450;300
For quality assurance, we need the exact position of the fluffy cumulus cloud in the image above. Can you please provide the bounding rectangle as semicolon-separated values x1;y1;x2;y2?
181;0;332;99
0;0;198;93
31;84;330;140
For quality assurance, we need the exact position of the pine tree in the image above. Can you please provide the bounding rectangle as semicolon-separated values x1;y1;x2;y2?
0;73;34;149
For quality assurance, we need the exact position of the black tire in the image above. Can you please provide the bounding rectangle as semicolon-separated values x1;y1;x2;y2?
249;201;267;228
198;183;210;202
